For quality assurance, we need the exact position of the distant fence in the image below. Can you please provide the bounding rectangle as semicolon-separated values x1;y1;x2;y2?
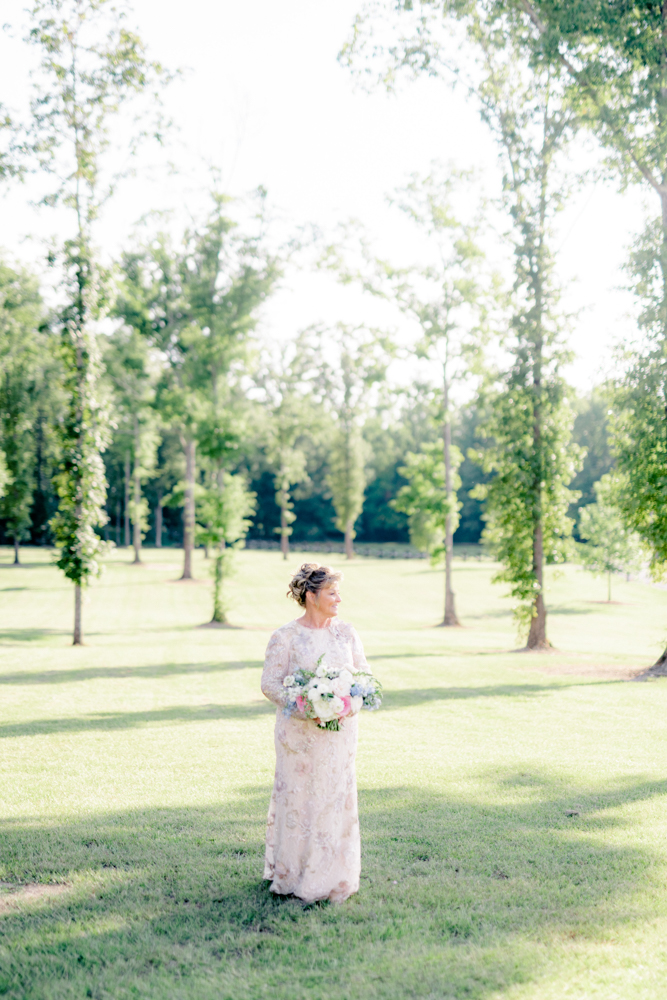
245;540;488;561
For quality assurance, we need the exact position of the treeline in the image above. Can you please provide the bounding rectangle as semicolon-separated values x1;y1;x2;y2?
0;246;613;561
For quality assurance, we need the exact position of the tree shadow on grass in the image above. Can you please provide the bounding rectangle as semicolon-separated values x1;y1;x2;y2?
0;681;610;739
367;650;522;661
0;683;579;739
0;628;70;644
382;681;589;710
0;773;665;999
0;702;275;740
0;562;54;570
0;660;263;687
547;605;599;616
464;604;598;622
0;623;253;644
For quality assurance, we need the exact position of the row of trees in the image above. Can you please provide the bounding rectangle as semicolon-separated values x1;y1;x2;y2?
0;0;660;659
334;0;667;662
0;1;404;641
0;189;635;645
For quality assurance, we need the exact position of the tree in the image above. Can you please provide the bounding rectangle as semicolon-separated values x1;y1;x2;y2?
0;454;9;503
326;167;491;621
485;0;667;663
578;475;642;603
504;0;667;234
463;0;667;665
258;332;320;559
569;389;613;518
342;1;583;647
196;472;256;624
320;325;391;559
104;326;159;564
0;259;45;564
150;426;191;547
393;440;462;561
0;82;29;184
600;223;667;670
360;382;441;543
115;192;280;580
19;0;166;643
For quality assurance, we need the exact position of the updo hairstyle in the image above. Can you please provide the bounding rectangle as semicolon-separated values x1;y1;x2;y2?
287;563;341;607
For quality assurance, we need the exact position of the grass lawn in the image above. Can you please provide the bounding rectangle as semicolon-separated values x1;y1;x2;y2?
1;545;667;999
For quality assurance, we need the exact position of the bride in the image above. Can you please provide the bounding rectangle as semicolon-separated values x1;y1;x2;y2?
261;563;369;903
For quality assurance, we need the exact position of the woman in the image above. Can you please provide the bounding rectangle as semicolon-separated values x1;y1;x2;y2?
261;563;368;903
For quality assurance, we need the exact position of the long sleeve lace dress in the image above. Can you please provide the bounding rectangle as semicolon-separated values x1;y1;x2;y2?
261;618;368;903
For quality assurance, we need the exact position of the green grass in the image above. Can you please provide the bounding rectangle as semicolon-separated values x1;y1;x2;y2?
1;545;667;999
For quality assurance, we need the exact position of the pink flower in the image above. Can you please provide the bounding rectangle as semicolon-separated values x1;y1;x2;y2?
296;695;305;714
339;696;352;718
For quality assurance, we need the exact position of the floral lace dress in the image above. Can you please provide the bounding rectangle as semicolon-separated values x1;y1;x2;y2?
261;618;367;903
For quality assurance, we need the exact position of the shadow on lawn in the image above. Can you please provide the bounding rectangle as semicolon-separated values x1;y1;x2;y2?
464;604;598;621
0;702;276;739
547;604;599;616
0;628;70;644
0;774;665;999
0;562;54;570
383;682;577;709
0;683;581;740
0;660;263;686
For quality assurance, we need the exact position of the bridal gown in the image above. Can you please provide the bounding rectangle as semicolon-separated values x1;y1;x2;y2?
261;618;368;903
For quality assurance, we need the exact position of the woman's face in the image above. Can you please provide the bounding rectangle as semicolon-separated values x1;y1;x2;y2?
309;584;341;618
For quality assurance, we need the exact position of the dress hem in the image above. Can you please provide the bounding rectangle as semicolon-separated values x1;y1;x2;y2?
268;881;358;904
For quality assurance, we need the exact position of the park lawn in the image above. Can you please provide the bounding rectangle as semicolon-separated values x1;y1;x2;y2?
1;547;667;999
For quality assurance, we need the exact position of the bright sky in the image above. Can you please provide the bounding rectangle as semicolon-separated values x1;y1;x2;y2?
0;0;652;393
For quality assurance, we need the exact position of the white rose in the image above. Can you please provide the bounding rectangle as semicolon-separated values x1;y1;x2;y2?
311;694;336;721
330;696;344;715
350;695;363;715
282;675;295;687
311;679;333;696
315;663;327;678
331;669;353;697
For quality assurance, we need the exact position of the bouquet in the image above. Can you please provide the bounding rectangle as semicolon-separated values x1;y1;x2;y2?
282;654;382;731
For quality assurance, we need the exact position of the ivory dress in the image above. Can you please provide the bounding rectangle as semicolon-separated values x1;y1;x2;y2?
261;618;367;903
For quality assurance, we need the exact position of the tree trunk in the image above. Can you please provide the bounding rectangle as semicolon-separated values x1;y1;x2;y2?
180;436;195;580
607;570;612;603
132;438;142;564
155;494;162;547
73;584;82;645
345;520;354;559
526;520;550;649
525;152;551;652
211;548;226;623
640;644;667;676
442;510;460;625
280;507;289;560
441;362;460;626
642;190;667;674
123;454;130;547
13;537;19;566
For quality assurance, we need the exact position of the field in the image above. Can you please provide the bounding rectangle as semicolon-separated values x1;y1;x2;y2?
1;546;667;999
